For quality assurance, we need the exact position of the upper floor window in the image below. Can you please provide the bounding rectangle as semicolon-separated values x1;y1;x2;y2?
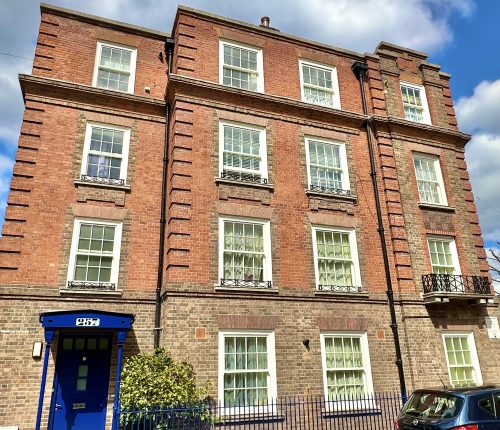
219;122;268;183
93;41;137;93
413;154;447;205
427;237;460;275
67;219;122;290
312;227;361;292
400;82;431;124
80;123;130;186
299;60;340;109
320;333;373;402
218;330;277;410
443;333;482;387
219;217;272;288
219;40;264;92
306;137;349;193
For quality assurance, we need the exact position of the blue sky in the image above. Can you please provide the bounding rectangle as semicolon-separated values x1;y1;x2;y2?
1;0;500;261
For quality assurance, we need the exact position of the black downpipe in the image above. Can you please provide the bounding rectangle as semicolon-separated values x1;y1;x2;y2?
351;61;407;399
154;38;175;349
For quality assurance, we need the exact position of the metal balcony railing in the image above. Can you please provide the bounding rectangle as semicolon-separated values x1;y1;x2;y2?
422;274;491;295
67;281;116;290
219;170;268;185
308;184;354;197
318;284;363;293
79;174;125;186
220;278;272;289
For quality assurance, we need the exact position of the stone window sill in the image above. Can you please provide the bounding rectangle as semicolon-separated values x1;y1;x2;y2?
74;179;131;191
60;288;123;297
418;203;455;212
215;177;274;191
306;189;357;202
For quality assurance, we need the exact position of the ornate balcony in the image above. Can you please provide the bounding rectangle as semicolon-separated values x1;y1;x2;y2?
220;278;272;289
79;174;125;186
421;274;494;305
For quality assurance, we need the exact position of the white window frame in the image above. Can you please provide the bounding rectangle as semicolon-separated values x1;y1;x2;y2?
218;216;273;286
219;40;264;93
66;218;123;289
320;332;374;411
311;226;361;291
299;59;341;109
218;330;277;414
305;137;350;192
413;154;448;206
442;333;482;387
400;81;431;125
427;236;461;276
92;40;137;94
80;122;131;184
218;121;268;181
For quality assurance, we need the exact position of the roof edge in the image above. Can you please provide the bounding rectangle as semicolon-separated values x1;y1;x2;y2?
176;5;367;60
376;41;428;60
40;2;170;40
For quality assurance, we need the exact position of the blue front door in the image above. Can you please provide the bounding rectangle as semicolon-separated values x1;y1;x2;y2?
50;334;112;430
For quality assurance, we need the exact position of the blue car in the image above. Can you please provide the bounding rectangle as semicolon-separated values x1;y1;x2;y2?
395;386;500;429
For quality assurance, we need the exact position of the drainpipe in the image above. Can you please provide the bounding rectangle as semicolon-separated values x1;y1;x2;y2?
154;37;175;349
351;61;407;400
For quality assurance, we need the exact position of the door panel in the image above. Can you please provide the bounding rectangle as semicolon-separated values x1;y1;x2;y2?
50;334;112;430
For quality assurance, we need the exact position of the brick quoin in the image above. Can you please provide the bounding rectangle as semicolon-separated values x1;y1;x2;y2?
0;4;498;430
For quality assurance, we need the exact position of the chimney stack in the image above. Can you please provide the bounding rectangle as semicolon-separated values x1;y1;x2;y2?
260;16;270;27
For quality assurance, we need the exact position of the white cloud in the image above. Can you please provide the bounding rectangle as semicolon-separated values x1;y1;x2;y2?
456;80;500;134
458;80;500;244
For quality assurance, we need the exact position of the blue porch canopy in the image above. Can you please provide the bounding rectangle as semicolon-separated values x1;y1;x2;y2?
36;309;135;430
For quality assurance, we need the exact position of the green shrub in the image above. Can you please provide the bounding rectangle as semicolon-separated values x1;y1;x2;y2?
119;348;211;428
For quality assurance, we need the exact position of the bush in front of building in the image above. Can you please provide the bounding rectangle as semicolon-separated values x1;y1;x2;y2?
119;348;211;428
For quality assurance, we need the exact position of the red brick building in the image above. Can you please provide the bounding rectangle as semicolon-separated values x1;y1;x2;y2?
0;3;498;430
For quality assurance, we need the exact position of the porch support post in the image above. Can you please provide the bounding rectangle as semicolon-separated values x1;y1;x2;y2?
35;329;55;430
112;330;127;430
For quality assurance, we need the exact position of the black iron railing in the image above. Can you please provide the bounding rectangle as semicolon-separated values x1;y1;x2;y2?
308;185;354;197
220;279;272;289
422;274;491;295
67;281;116;290
219;170;268;185
79;174;125;186
318;284;363;293
117;392;404;430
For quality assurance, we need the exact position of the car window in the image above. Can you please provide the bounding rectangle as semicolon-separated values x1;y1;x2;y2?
402;392;463;419
495;393;500;419
478;396;495;417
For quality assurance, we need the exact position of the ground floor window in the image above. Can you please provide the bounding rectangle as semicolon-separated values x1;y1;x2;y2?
443;333;482;387
218;330;277;409
320;332;374;402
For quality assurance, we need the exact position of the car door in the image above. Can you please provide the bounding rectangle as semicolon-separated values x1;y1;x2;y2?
475;393;500;430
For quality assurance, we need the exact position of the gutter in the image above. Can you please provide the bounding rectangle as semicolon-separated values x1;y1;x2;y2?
154;37;175;349
351;61;407;400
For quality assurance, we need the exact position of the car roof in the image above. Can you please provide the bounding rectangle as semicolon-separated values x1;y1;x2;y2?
413;385;500;397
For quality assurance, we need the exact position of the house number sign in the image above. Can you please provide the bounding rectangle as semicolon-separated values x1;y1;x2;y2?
75;317;100;327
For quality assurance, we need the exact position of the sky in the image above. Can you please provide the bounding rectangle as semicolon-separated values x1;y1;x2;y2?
0;0;500;272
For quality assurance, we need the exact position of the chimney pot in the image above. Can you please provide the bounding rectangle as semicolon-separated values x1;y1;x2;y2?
260;16;270;27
